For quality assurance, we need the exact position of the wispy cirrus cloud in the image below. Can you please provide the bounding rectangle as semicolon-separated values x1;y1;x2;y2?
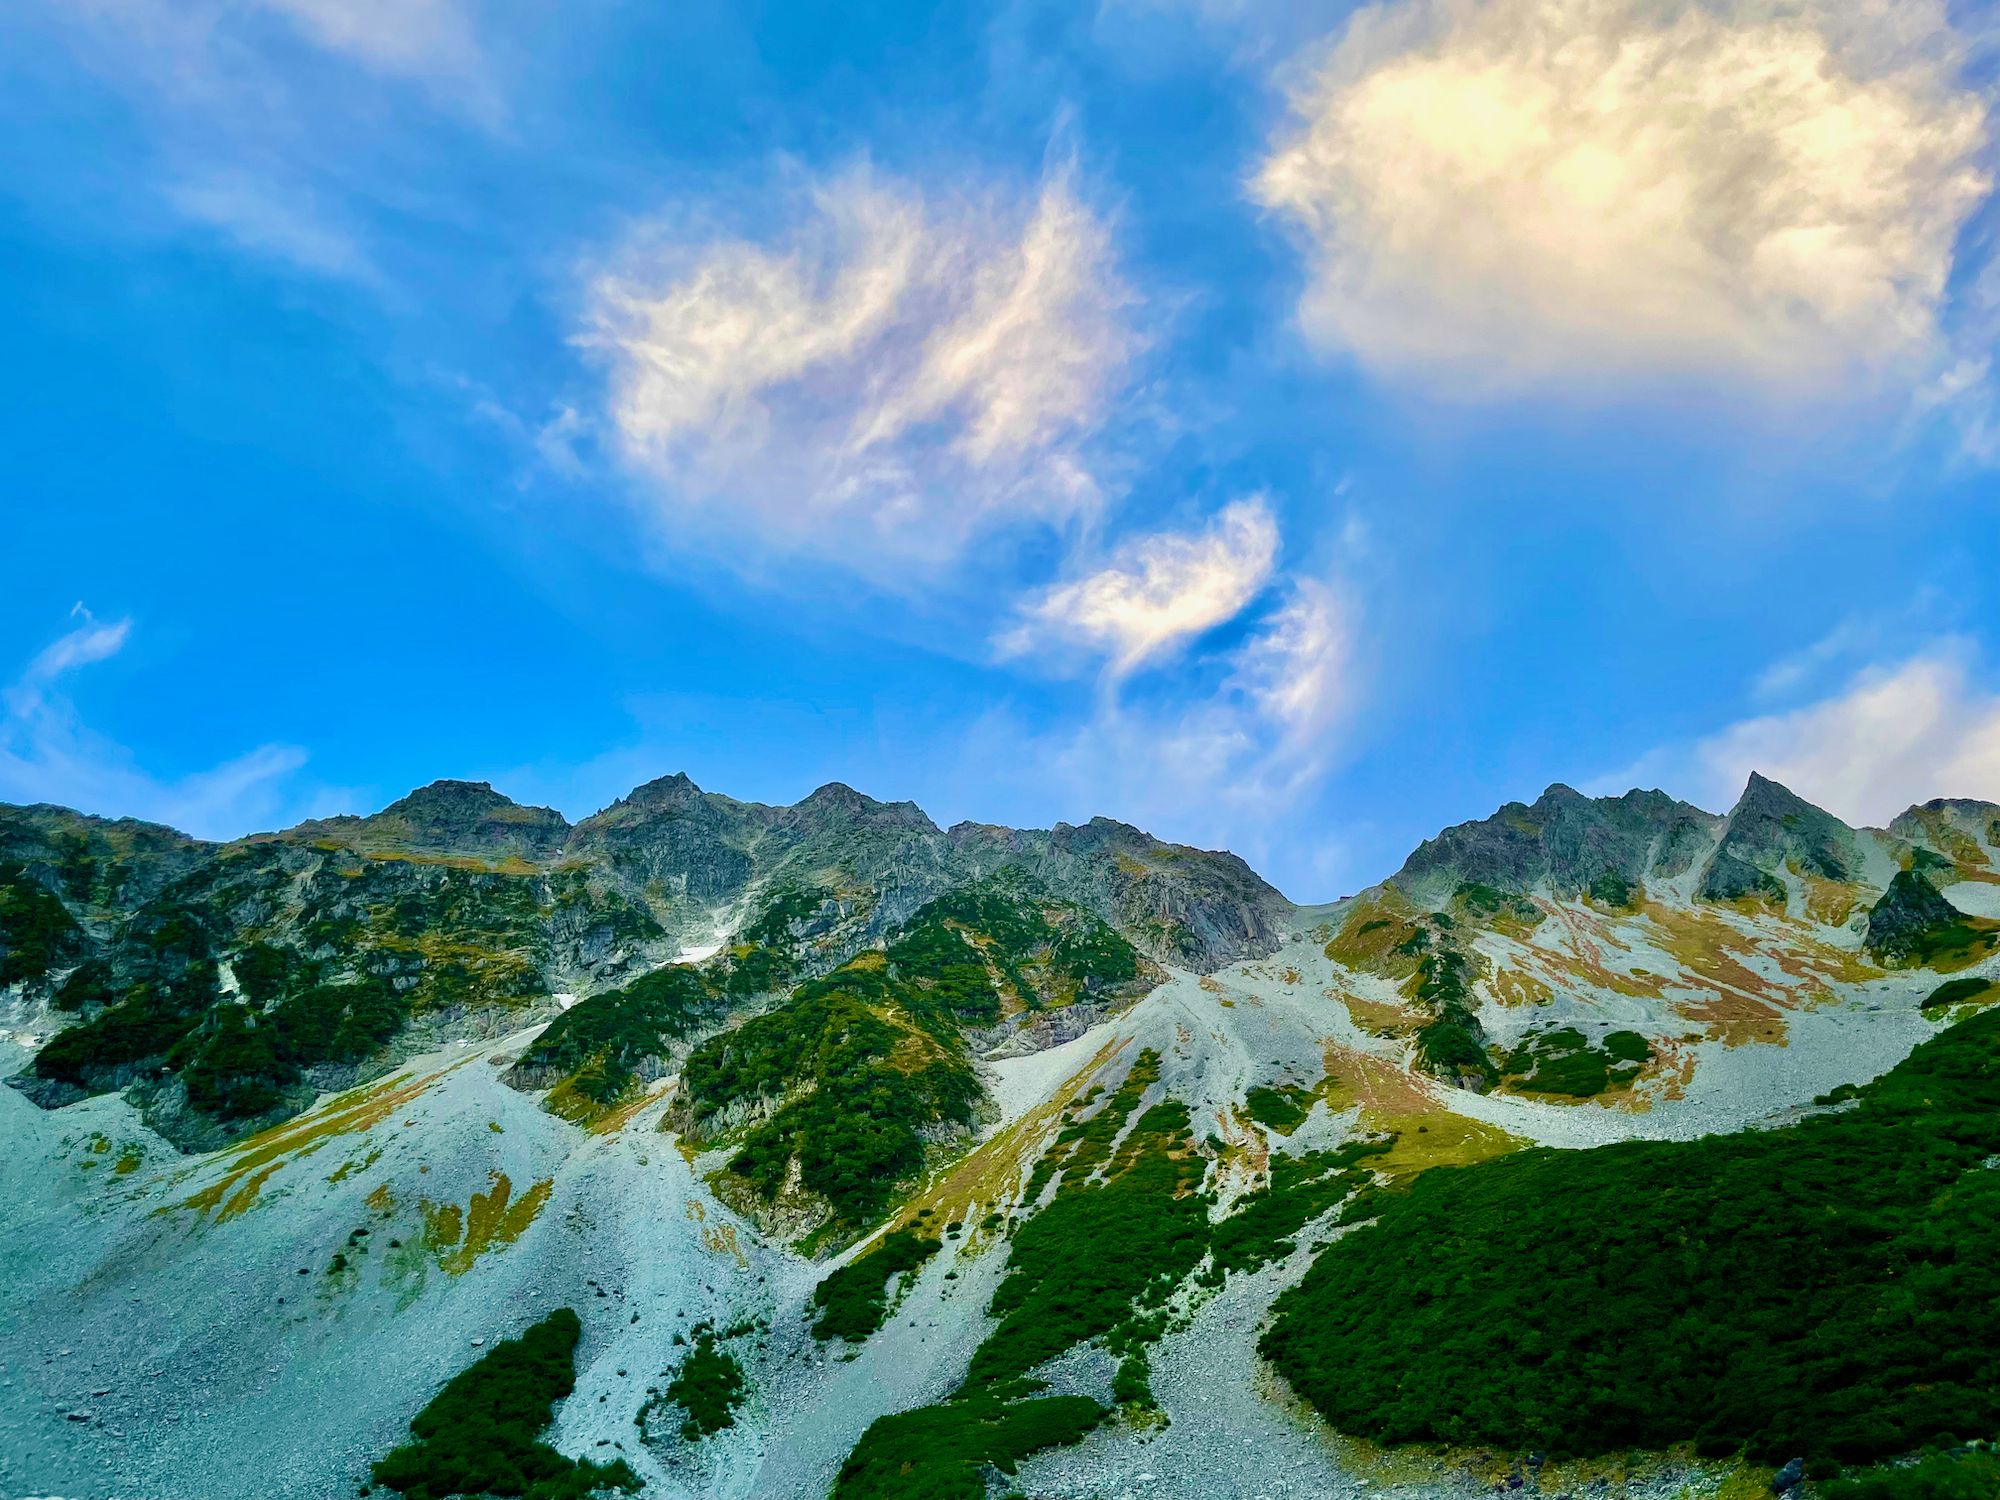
13;0;496;284
1255;0;1994;400
960;573;1352;879
998;497;1279;675
580;162;1141;571
0;609;327;839
978;489;1355;868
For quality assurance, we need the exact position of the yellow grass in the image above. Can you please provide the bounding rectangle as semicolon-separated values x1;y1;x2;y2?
422;1171;555;1275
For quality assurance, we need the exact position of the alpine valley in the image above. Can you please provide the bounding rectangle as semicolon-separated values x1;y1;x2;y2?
3;770;1998;1500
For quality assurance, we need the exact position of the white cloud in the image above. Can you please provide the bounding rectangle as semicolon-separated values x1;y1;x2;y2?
1255;0;1992;397
1608;645;2000;824
967;576;1352;864
165;174;377;283
56;0;487;91
1233;576;1347;746
18;0;493;283
999;497;1279;674
581;164;1140;569
253;0;481;80
0;613;318;839
23;608;130;683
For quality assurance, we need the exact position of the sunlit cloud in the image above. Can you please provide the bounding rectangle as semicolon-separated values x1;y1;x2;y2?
1255;0;1992;399
581;163;1140;572
965;575;1353;877
998;497;1279;675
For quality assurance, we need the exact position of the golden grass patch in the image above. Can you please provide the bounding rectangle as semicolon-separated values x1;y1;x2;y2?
422;1171;555;1275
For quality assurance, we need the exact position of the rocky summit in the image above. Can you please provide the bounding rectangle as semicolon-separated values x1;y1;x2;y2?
3;771;1999;1500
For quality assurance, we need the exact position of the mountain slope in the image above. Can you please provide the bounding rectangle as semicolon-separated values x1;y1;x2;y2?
3;777;1285;1151
2;770;1997;1500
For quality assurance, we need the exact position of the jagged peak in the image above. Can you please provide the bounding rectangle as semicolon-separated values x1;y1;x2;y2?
378;779;542;817
1728;770;1818;816
1718;772;1852;833
786;781;938;831
1699;771;1859;896
618;771;707;809
1391;781;1722;902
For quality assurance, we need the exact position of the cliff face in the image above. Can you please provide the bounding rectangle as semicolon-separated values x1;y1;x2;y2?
0;775;1289;1149
1389;782;1721;903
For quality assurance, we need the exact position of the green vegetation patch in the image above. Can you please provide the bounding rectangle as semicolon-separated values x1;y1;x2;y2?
174;976;410;1121
1023;1048;1161;1202
0;862;83;987
682;966;983;1228
1922;977;1999;1019
1499;1026;1650;1098
1261;1005;2000;1467
1408;945;1496;1089
517;964;728;1109
660;1322;747;1440
372;1307;639;1500
1209;1139;1391;1274
833;1388;1103;1500
1825;1447;2000;1500
811;1227;943;1342
1454;881;1544;930
33;965;219;1089
1586;871;1639;910
681;879;1145;1231
886;877;1143;1029
967;1095;1209;1388
1243;1084;1314;1136
833;1047;1205;1496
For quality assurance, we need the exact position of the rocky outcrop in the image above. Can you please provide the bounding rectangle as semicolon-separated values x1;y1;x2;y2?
1889;798;2000;876
1698;773;1860;902
1390;784;1721;904
281;780;570;861
1864;870;1968;965
0;770;1297;1148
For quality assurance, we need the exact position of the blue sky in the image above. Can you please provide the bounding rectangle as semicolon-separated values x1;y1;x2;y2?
2;0;1998;899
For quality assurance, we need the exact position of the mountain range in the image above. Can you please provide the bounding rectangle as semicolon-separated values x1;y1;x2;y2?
1;769;1996;1500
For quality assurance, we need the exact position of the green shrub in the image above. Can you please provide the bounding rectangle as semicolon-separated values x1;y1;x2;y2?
174;976;409;1121
1455;882;1544;927
834;1390;1102;1500
968;1097;1209;1389
518;963;727;1101
1262;1007;2000;1466
0;864;82;986
1210;1140;1391;1274
811;1228;942;1342
1587;872;1636;909
34;970;216;1085
372;1307;639;1500
1500;1026;1649;1097
1823;1450;2000;1500
684;974;982;1226
661;1322;747;1440
1244;1085;1312;1135
1409;948;1497;1087
1922;977;1997;1018
52;958;115;1013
